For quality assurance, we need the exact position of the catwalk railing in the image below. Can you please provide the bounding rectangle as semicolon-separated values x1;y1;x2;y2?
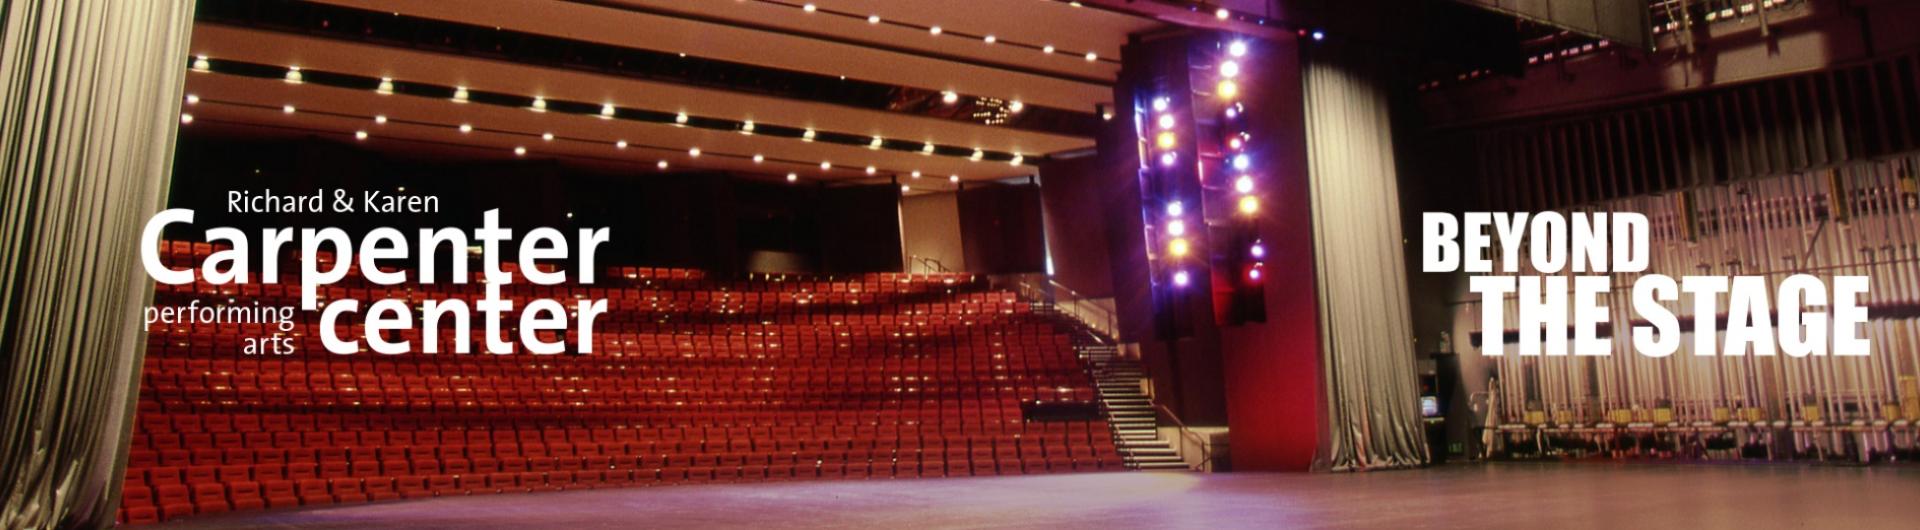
1452;154;1920;463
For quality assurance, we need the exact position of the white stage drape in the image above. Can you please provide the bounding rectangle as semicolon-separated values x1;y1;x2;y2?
1302;52;1430;471
0;1;196;527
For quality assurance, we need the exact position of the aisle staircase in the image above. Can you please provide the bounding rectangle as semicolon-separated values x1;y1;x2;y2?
1029;301;1190;470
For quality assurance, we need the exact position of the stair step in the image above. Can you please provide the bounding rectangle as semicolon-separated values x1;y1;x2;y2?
1134;462;1192;470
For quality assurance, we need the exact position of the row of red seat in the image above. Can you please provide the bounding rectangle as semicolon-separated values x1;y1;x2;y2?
122;242;1119;524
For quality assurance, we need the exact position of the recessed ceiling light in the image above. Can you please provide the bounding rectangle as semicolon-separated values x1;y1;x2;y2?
374;115;388;124
1042;45;1055;54
184;94;199;104
1216;8;1230;20
787;173;799;182
674;112;688;124
616;140;628;149
355;130;368;140
753;154;765;163
658;160;670;169
941;91;959;104
542;132;554;141
688;147;701;157
600;103;616;117
949;175;960;183
929;26;942;35
821;161;832;170
983;35;996;44
868;15;880;24
514;146;526;156
452;86;469;102
458;124;472;133
911;171;922;178
281;105;295;114
179;114;193;124
866;166;877;175
802;4;816;12
1008;100;1024;113
1085;52;1098;62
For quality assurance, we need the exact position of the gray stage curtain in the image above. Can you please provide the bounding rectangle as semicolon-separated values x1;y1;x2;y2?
1303;52;1430;471
0;1;196;528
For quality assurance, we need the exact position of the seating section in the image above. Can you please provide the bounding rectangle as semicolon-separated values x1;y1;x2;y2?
118;241;1120;524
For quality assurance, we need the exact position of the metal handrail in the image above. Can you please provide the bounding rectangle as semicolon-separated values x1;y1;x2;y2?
993;273;1119;342
906;255;953;273
1151;403;1216;470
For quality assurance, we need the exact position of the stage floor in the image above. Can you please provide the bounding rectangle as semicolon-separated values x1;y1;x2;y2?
150;463;1920;529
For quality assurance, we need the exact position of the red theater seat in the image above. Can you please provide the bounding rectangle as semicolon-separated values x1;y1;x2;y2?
118;254;1121;524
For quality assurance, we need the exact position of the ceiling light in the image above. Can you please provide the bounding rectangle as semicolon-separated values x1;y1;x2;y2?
1042;45;1055;54
984;35;997;44
1235;176;1255;193
821;161;832;170
531;97;547;111
459;124;472;133
1217;79;1239;99
658;160;670;169
1228;40;1249;57
376;78;394;94
1167;220;1186;236
1159;152;1177;166
1311;30;1325;41
284;66;303;84
949;175;960;183
969;149;984;161
1156;131;1176;149
901;185;911;192
1238;196;1260;214
922;143;936;154
1152;97;1169;112
1216;8;1230;20
753;154;765;163
674;112;688;124
866;166;877;175
1172;270;1190;286
179;114;193;124
184;94;199;104
1009;155;1024;166
514;146;527;156
929;26;942;35
1220;61;1240;78
1008;100;1024;113
911;171;922;178
741;120;756;134
1233;153;1250;170
1157;114;1175;129
868;15;880;24
374;115;387;124
452;86;469;102
542;132;554;141
803;4;816;12
600;103;616;118
941;91;959;104
1166;201;1185;216
616;140;628;149
870;136;884;149
192;55;210;71
355;130;368;140
803;129;817;141
1084;52;1098;62
688;147;701;157
281;105;295;114
787;172;799;182
1169;238;1191;257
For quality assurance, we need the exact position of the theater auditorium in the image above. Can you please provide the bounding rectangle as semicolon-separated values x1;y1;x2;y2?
3;1;1920;529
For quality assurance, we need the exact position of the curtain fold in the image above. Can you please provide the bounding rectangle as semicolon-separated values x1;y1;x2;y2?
0;1;195;528
1303;51;1430;471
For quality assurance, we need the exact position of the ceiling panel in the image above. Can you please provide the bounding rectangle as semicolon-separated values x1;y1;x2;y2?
302;0;1141;111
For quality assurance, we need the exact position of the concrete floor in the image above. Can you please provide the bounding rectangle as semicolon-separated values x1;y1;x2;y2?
149;463;1920;530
